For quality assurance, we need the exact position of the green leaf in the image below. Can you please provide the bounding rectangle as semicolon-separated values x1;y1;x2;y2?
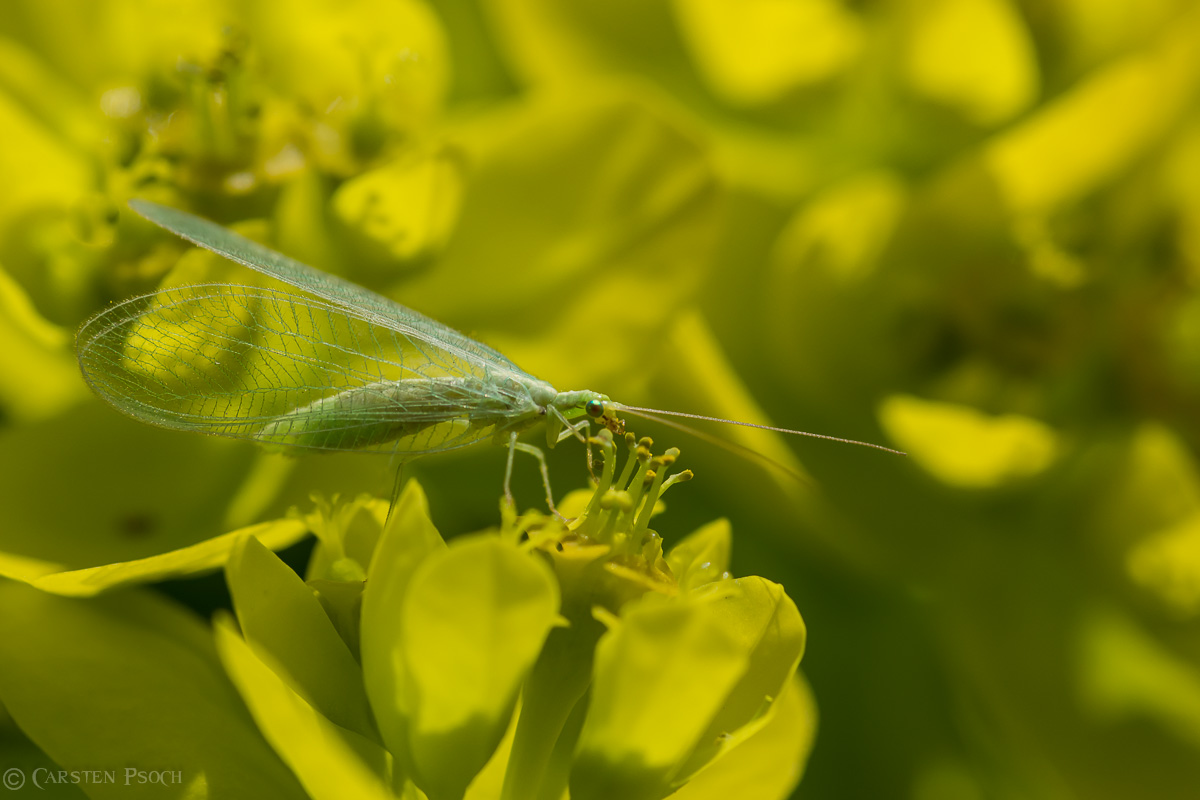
402;535;561;800
360;480;446;781
0;582;306;799
214;615;394;800
0;516;308;597
498;621;600;800
226;535;377;740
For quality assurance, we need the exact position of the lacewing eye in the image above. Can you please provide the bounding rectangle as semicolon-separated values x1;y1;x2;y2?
585;399;605;418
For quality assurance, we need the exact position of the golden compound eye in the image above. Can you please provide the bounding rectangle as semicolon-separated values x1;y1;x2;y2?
585;399;605;418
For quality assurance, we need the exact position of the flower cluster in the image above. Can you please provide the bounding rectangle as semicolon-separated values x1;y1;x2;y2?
5;0;1200;796
0;435;812;800
253;432;811;800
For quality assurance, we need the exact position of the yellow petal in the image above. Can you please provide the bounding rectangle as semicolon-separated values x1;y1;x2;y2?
0;265;88;423
673;0;862;106
360;479;446;776
903;0;1038;126
226;536;377;738
0;57;93;224
402;535;560;799
1128;511;1200;617
671;672;817;800
215;616;393;800
248;0;447;142
878;395;1059;488
1078;608;1200;749
984;7;1200;214
570;593;749;800
666;518;732;590
332;149;462;263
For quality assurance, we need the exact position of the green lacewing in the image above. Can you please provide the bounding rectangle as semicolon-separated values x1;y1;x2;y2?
76;200;902;499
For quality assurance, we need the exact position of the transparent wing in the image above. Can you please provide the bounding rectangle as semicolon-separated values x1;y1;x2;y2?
76;283;530;455
128;199;526;375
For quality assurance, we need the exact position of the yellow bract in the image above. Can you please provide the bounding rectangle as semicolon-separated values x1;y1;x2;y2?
0;516;308;596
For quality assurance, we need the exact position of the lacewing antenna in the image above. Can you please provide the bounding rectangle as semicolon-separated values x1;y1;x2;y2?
614;406;812;485
611;404;908;457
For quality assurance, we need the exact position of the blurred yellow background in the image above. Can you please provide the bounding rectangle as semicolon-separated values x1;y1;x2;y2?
2;0;1200;797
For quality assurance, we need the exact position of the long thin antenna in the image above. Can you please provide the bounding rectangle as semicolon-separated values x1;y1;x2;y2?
612;404;907;456
618;406;812;485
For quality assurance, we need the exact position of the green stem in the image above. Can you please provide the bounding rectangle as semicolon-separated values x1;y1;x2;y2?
499;614;603;800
